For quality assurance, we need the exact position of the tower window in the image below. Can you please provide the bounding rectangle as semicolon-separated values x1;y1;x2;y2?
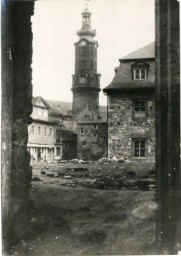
133;139;146;157
80;128;85;134
44;127;47;136
38;126;41;135
82;141;86;146
32;126;34;135
94;133;97;138
93;124;97;129
79;75;87;84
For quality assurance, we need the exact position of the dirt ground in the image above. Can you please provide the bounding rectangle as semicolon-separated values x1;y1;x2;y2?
11;161;157;255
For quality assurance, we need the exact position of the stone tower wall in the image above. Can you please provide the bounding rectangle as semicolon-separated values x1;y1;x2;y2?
72;90;99;118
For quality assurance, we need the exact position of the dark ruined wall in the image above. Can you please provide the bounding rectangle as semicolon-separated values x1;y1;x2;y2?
61;131;77;160
2;1;34;253
155;0;180;254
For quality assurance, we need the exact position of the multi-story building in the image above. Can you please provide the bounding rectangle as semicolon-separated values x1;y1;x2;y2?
103;42;155;162
27;97;61;161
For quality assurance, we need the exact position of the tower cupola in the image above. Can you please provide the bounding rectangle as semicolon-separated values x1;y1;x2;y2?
77;4;96;39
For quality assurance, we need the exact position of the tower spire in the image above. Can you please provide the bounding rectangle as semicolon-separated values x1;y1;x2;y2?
85;0;89;9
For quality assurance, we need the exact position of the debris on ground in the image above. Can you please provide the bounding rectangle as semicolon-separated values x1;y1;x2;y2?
32;176;41;181
31;160;155;191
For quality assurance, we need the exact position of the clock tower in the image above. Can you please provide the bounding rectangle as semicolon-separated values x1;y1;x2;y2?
72;5;101;121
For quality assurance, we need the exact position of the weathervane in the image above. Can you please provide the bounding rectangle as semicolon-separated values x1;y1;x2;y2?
85;0;90;8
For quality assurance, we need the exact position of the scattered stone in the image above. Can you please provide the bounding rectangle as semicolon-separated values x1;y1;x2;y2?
32;176;41;181
149;184;156;190
149;170;156;176
111;156;118;162
126;171;137;177
64;175;72;179
90;179;105;189
47;173;54;177
136;178;155;191
117;158;125;163
41;170;46;175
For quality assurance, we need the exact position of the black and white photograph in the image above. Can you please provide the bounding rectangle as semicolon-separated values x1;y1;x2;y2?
1;0;180;255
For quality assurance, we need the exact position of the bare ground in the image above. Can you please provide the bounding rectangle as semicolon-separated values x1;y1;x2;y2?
11;161;157;255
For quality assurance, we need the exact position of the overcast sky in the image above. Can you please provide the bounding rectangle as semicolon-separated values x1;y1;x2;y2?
32;0;155;105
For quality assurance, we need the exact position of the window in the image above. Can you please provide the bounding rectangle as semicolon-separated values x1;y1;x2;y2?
32;126;34;135
82;141;86;146
133;100;146;118
79;75;87;84
80;128;85;134
38;126;41;135
93;124;97;129
56;147;61;156
82;153;87;158
94;133;97;138
133;139;146;157
133;66;147;80
132;62;149;80
50;128;52;136
38;110;41;116
44;127;47;136
56;132;61;143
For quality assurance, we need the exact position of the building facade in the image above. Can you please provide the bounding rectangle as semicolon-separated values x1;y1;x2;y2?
27;97;62;161
103;43;155;162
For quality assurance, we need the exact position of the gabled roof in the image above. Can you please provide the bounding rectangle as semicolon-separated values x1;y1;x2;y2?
120;42;155;60
32;97;107;123
32;96;50;109
46;100;72;116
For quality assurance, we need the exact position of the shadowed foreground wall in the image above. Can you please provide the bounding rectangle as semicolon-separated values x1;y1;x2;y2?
155;0;180;254
1;1;34;253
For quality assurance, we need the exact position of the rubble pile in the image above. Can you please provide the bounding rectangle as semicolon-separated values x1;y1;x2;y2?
32;160;156;191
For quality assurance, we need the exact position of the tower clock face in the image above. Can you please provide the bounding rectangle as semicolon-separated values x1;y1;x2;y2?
81;41;86;46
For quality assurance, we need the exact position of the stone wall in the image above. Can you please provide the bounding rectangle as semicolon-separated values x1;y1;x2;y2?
108;91;155;162
72;90;99;118
2;2;34;253
77;122;107;160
